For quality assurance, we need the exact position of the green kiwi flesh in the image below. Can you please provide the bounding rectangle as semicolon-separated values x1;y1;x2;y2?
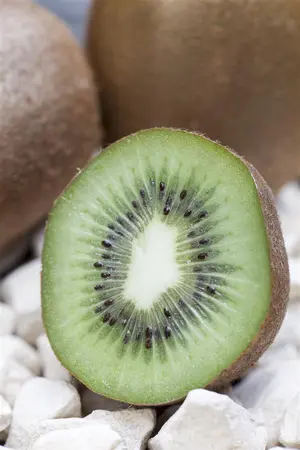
42;128;286;405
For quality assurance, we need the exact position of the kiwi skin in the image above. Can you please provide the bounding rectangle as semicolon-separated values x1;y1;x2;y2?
42;128;289;406
0;0;101;253
87;0;300;192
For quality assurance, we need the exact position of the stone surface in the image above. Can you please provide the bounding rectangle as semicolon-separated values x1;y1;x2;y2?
88;408;156;450
6;377;81;449
289;258;300;300
0;394;12;432
256;344;299;369
233;360;300;447
280;392;300;448
36;334;71;382
0;259;43;344
0;303;16;336
0;335;40;375
149;389;267;450
0;359;34;406
30;424;122;450
154;405;181;435
27;418;92;449
271;305;300;350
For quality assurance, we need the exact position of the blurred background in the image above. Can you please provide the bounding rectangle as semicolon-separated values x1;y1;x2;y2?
34;0;91;43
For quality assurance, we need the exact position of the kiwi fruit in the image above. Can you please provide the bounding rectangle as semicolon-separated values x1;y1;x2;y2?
0;0;100;253
87;0;300;191
42;128;289;406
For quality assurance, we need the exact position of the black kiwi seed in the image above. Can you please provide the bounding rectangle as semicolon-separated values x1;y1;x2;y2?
178;299;185;308
94;284;103;291
207;286;216;295
159;181;165;192
102;240;112;248
117;217;125;226
94;261;103;268
163;206;171;215
102;254;111;260
140;189;145;198
132;200;139;209
108;224;115;230
103;313;111;323
127;212;135;221
101;272;111;279
123;331;131;344
199;210;208;219
104;299;114;306
198;252;209;260
145;338;152;349
109;317;117;326
180;190;187;200
184;210;192;217
165;326;172;339
164;308;171;318
146;326;153;339
95;305;103;314
199;237;210;245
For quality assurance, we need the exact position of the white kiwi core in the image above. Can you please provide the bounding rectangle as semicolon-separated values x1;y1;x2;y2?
124;218;180;308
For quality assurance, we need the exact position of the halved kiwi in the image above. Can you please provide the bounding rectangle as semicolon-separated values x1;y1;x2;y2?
42;128;289;406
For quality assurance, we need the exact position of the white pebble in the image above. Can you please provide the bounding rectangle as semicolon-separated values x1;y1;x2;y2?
155;405;181;433
280;392;300;448
88;408;156;450
6;377;81;449
30;424;122;450
257;344;299;369
27;418;91;449
0;259;43;344
0;359;34;406
149;390;266;450
36;334;71;382
81;388;129;416
0;303;16;335
0;394;12;432
233;359;300;447
0;335;40;374
277;181;300;217
272;305;300;350
289;258;300;300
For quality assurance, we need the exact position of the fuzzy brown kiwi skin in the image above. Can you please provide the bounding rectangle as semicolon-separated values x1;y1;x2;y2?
87;0;300;191
0;0;101;254
42;128;289;407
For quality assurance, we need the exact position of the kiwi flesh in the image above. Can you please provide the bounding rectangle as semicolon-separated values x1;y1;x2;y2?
0;0;100;253
42;128;289;406
87;0;300;191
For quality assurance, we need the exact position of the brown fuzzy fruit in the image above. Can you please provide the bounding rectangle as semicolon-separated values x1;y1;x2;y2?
0;0;100;253
87;0;300;191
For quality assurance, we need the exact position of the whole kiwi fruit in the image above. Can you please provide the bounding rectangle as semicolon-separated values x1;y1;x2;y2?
87;0;300;191
42;128;289;406
0;0;100;253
